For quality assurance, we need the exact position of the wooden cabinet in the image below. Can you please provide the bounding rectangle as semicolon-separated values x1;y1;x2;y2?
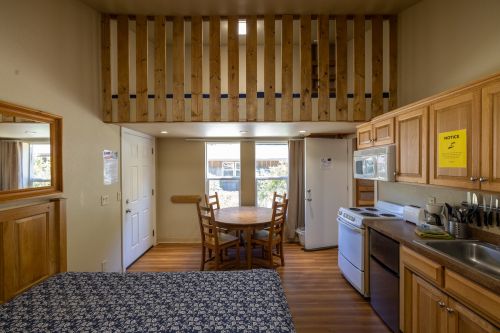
481;80;500;192
356;118;394;149
412;275;448;333
429;90;481;189
357;123;373;149
400;246;500;333
395;107;428;183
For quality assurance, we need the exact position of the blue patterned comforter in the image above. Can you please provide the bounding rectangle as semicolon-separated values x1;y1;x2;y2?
0;270;295;332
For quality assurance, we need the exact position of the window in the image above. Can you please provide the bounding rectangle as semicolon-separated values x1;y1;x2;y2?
206;142;240;207
28;143;51;188
255;142;289;208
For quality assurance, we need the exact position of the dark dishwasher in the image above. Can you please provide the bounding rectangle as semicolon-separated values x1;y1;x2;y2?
369;229;399;333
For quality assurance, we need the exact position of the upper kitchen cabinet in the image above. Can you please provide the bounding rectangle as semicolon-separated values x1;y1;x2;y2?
429;90;481;189
395;107;428;184
357;123;373;149
356;118;394;149
480;80;500;192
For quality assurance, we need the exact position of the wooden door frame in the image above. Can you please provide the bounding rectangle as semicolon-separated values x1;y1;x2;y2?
120;127;157;272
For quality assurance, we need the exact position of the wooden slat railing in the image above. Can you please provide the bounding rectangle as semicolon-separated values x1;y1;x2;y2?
102;14;397;124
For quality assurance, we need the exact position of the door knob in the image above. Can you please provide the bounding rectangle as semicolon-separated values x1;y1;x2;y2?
125;209;131;214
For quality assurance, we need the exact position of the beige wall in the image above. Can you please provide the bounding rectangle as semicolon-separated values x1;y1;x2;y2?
156;139;205;243
397;0;500;105
379;0;500;208
0;0;123;272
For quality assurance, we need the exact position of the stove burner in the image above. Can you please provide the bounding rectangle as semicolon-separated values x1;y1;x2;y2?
361;212;379;217
365;208;379;211
349;208;362;211
380;213;396;217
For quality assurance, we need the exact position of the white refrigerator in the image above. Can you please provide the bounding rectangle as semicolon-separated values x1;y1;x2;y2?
304;138;352;250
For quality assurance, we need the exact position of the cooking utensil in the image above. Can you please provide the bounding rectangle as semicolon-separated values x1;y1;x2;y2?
483;197;487;227
488;196;494;226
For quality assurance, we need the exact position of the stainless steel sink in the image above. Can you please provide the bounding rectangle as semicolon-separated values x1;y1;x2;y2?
414;240;500;279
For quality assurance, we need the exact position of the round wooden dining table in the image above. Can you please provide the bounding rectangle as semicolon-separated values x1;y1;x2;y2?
213;206;273;269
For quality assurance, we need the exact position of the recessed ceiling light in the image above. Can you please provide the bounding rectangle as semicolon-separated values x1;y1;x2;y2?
24;130;37;135
299;130;307;134
160;130;168;134
238;20;246;35
240;130;248;134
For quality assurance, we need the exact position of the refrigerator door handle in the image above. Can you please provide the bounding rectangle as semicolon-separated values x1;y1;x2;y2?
305;189;312;202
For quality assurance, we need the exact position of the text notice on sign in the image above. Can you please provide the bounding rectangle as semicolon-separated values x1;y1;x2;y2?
438;129;467;168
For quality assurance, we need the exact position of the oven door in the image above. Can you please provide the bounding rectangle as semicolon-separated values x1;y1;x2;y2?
353;155;377;180
338;218;365;271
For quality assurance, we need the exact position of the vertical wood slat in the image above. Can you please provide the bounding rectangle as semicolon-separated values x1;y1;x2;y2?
317;15;330;121
389;16;398;111
335;16;348;121
209;16;221;121
353;15;365;121
246;16;257;121
101;14;112;122
191;16;203;121
372;15;384;117
172;17;185;121
300;15;312;121
154;16;166;121
227;16;239;121
135;15;148;122
264;15;276;121
117;15;130;122
281;15;294;121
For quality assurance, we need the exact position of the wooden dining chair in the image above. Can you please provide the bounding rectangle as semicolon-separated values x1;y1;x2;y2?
205;192;221;209
272;192;287;205
251;199;288;268
196;201;240;271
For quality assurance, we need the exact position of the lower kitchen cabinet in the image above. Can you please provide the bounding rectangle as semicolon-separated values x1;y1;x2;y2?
401;246;499;333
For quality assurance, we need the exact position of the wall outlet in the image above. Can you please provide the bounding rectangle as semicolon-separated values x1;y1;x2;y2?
101;260;107;272
101;195;109;206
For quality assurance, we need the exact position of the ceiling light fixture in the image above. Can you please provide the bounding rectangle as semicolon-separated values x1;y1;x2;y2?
160;131;168;134
238;20;247;35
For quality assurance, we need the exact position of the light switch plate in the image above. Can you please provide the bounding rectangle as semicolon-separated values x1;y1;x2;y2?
101;195;109;206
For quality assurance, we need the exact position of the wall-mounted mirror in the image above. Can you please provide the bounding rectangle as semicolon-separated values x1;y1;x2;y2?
0;101;62;201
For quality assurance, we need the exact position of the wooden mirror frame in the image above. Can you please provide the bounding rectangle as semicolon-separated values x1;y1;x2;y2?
0;100;62;202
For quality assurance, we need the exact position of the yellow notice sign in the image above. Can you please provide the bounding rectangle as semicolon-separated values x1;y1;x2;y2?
438;129;467;168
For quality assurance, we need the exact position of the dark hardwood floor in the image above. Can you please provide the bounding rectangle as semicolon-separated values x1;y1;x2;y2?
128;243;390;333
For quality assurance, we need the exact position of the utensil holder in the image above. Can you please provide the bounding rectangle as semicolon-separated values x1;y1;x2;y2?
448;220;468;239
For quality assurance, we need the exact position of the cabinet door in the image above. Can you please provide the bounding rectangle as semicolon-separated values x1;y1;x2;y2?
481;81;500;192
412;275;448;333
373;118;395;146
429;91;481;189
395;107;428;184
447;298;498;333
357;123;373;149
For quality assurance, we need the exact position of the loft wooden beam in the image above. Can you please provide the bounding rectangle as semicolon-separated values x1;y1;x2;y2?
264;15;276;121
281;15;293;122
227;16;239;122
117;15;130;122
135;15;149;122
246;16;257;121
154;16;167;121
353;15;366;121
317;15;330;121
101;14;112;122
209;16;221;121
172;17;185;121
300;15;312;121
191;16;203;121
335;16;348;121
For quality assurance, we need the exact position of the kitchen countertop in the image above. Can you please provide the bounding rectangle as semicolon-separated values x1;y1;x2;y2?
363;219;500;294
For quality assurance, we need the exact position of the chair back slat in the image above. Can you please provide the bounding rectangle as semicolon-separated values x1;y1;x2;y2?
205;192;221;209
268;199;288;243
197;202;219;244
272;192;287;204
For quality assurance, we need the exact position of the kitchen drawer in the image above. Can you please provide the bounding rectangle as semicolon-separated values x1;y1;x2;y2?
445;269;500;326
401;246;443;286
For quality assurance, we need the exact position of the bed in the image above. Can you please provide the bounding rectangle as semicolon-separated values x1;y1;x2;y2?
0;202;295;332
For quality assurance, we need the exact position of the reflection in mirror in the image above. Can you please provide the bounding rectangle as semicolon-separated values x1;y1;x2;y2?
0;115;51;191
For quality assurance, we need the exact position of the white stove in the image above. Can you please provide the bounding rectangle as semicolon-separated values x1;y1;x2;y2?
337;201;403;297
337;201;404;228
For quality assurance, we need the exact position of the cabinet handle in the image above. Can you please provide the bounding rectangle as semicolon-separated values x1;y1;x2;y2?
446;307;454;314
479;177;488;183
437;301;446;308
469;177;478;182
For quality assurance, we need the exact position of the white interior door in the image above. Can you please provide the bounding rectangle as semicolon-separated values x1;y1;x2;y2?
304;138;350;250
122;128;155;268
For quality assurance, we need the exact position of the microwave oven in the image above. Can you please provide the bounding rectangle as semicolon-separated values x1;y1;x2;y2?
353;145;396;181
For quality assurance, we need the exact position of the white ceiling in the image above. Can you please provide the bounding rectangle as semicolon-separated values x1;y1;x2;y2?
120;121;360;138
0;123;50;139
80;0;419;16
